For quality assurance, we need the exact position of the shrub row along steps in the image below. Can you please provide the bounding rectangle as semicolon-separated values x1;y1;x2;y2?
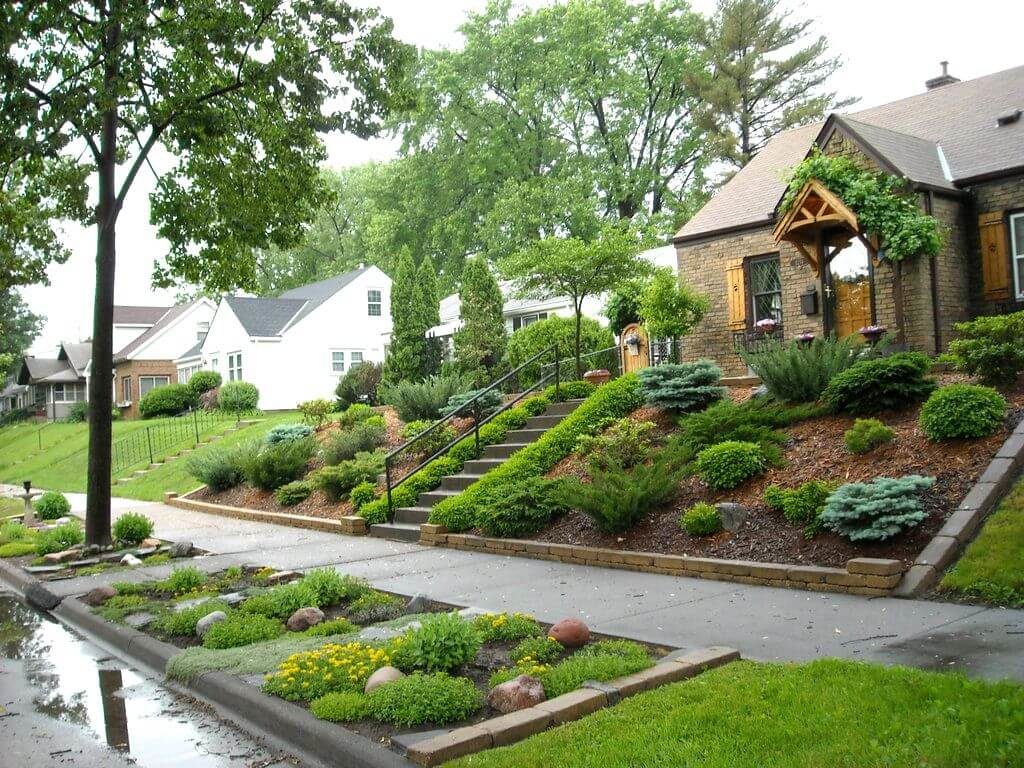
369;399;585;542
112;419;256;485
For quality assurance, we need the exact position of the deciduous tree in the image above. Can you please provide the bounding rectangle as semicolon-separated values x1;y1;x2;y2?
0;290;44;380
638;267;708;361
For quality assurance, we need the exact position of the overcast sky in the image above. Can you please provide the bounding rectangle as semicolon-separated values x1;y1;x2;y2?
22;0;1024;355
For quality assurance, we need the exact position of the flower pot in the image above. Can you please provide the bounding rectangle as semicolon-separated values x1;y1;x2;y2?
583;369;611;386
795;333;815;348
859;326;887;345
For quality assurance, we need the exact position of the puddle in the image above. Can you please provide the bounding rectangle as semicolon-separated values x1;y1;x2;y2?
0;592;305;768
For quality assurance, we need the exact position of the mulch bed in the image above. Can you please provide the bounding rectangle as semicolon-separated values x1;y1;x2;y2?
527;376;1024;569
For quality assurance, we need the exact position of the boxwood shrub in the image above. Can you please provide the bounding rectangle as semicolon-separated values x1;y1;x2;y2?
919;384;1006;441
679;502;722;536
35;490;71;520
186;370;222;397
695;441;765;490
218;381;259;413
139;383;195;418
427;375;643;532
112;512;154;545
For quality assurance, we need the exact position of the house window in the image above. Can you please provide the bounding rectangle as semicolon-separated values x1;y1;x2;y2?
228;352;242;381
749;256;783;324
139;376;170;397
331;351;345;373
350;351;363;366
122;377;132;403
53;383;84;403
511;312;548;331
177;364;199;382
368;289;382;316
1012;213;1024;300
196;321;210;341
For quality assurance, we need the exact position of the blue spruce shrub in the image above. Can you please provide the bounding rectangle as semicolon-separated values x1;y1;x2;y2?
820;475;935;541
638;360;726;413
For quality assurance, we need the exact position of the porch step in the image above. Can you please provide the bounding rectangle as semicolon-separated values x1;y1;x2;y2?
462;458;506;475
504;428;547;444
395;506;432;525
417;488;462;507
368;522;421;542
440;474;484;492
525;414;563;429
544;398;585;416
482;442;530;460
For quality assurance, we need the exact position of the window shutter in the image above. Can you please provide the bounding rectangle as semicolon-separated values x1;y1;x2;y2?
979;212;1010;301
725;259;746;330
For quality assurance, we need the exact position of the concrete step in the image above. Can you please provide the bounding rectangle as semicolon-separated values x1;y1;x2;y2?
544;398;586;416
482;442;530;460
504;428;547;444
440;474;483;492
417;488;462;507
395;506;431;525
132;470;148;477
462;458;505;475
525;414;563;429
368;522;421;542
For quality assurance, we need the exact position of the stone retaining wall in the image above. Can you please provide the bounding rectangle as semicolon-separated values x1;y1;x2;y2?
420;525;903;596
167;491;367;535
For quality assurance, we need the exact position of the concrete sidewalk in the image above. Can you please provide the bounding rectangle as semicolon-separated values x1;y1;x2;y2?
40;494;1024;682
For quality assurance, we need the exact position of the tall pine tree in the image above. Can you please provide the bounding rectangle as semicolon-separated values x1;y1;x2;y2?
383;249;427;384
454;256;507;386
417;256;442;376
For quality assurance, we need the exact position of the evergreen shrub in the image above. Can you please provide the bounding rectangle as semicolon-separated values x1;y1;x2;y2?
820;475;935;541
919;384;1006;441
637;360;725;413
822;352;935;415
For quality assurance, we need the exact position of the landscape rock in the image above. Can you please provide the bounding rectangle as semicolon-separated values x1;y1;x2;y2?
750;384;769;398
169;541;194;558
487;675;546;713
25;583;61;611
80;585;119;606
219;591;247;606
405;593;430;613
42;549;82;564
263;570;301;586
715;502;749;532
196;611;228;638
133;546;158;557
120;553;143;566
286;606;325;632
364;666;404;694
548;618;590;648
124;612;155;629
141;538;161;548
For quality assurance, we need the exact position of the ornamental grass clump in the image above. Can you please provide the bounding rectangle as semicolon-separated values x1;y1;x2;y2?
638;360;726;413
919;384;1006;441
472;612;541;643
696;441;765;490
844;418;895;454
263;642;392;700
679;502;722;536
737;335;872;403
156;565;207;595
820;475;935;542
34;520;84;555
822;352;936;415
112;512;155;545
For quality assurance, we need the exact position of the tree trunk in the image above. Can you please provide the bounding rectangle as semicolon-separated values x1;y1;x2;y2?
574;302;584;379
85;9;120;547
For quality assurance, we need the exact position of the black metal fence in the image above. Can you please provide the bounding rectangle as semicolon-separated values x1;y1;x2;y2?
110;409;236;477
538;345;623;383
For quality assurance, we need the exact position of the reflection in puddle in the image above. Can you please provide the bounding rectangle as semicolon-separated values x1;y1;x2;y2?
0;594;300;767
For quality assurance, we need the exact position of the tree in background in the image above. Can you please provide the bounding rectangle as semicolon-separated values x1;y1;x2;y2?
603;277;647;335
500;224;649;376
701;0;854;166
0;290;44;379
383;250;429;384
638;268;708;362
1;2;410;545
454;257;507;386
417;256;442;377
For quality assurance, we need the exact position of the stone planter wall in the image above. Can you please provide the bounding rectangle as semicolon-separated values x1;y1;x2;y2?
167;490;367;535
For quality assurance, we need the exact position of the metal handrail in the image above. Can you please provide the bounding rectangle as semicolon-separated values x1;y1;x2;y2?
384;344;560;519
538;345;623;381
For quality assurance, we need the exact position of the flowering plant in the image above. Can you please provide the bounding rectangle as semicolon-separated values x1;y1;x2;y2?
754;318;778;331
263;642;391;701
472;611;541;642
858;324;886;335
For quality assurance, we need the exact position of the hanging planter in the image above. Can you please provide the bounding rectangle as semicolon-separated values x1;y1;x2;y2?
859;324;887;344
754;318;778;336
795;332;816;347
623;331;642;356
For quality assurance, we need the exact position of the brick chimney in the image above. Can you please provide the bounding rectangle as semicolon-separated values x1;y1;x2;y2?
926;61;960;90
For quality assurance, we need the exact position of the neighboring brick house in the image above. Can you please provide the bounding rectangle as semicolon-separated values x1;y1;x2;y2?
674;64;1024;375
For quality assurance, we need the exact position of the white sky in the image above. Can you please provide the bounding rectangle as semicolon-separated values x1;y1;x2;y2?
23;0;1024;355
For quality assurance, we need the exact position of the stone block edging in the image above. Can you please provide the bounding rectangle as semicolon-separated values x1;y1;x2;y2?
169;490;367;535
419;525;902;596
893;416;1024;597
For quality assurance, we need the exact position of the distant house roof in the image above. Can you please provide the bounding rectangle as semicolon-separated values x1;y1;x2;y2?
0;381;27;398
676;64;1024;242
59;342;92;375
112;305;172;325
278;267;370;327
179;340;204;361
113;302;194;362
16;342;90;385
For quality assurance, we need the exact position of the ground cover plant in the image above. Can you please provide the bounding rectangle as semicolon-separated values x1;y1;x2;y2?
843;418;894;454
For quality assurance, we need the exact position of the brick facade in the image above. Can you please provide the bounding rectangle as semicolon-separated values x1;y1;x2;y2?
114;359;178;419
967;176;1024;315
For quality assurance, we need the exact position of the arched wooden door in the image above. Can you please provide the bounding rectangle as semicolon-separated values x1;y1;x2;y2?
620;323;650;373
833;278;872;337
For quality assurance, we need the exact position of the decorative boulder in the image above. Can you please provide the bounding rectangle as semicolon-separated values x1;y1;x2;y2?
715;502;749;532
169;541;194;558
196;611;228;638
141;537;162;548
405;593;430;613
81;585;118;606
286;606;325;632
548;618;590;648
364;666;404;694
264;570;301;586
487;675;546;714
120;553;143;566
43;548;82;564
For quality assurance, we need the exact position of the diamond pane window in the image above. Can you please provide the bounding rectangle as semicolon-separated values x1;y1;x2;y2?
750;257;782;323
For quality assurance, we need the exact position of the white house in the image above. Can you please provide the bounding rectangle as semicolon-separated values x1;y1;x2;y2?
178;266;392;411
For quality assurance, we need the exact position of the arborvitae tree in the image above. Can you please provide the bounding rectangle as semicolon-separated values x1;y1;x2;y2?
383;249;427;384
417;256;442;376
454;257;507;385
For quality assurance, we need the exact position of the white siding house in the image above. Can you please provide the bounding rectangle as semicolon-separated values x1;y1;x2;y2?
180;266;392;411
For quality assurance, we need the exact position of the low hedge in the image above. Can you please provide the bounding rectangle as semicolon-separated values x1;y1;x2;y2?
428;374;644;532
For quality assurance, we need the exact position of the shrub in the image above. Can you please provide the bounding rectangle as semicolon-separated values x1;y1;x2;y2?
844;418;895;454
368;673;482;727
65;401;89;422
335;361;382;408
820;475;935;541
510;636;563;665
575;418;656;472
556;454;683;533
154;600;230;636
402;420;457;459
0;521;30;543
321;420;386;465
945;310;1024;384
187;370;222;397
347;590;404;624
112;512;154;545
35;490;71;520
638;360;726;413
919;384;1006;441
336;403;375;428
311;451;384;502
263;641;392;700
265;423;314;445
506;316;614;387
695;441;765;490
139;383;195;418
400;612;480;673
218;381;259;413
34;520;84;554
764;480;836;536
473;612;541;643
202;613;284;649
156;565;207;595
297;399;333;428
349;481;376;510
0;541;37;557
187;445;246;492
379;375;468;422
237;438;316;491
275;481;312;507
544;379;595;402
242;570;367;620
476;476;569;538
430;374;644;532
822;352;936;415
737;335;875;403
441;388;502;418
680;502;722;536
310;691;372;723
305;618;359;637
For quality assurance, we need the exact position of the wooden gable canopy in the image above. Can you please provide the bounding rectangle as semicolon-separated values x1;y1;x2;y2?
772;179;862;276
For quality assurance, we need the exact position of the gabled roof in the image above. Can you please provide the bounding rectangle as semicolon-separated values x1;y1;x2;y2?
676;65;1024;242
112;305;172;325
278;266;371;328
179;340;204;361
113;301;194;362
18;357;68;384
59;342;92;375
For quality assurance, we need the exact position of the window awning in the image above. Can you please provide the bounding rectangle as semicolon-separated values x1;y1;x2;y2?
772;179;862;276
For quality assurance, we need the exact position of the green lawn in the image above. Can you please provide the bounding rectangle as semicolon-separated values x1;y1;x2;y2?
940;477;1024;607
452;659;1024;768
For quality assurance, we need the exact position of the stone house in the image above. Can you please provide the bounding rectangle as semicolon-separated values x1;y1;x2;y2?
674;63;1024;375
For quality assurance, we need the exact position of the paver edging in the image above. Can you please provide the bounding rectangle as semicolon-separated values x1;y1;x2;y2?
169;490;366;535
420;527;902;596
894;416;1024;597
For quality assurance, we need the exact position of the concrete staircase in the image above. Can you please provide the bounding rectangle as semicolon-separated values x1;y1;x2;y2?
369;399;585;542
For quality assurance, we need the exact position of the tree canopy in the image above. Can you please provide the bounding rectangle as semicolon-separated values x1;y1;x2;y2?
0;289;43;380
454;256;507;385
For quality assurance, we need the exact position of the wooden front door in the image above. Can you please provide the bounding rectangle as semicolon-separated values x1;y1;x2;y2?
833;277;872;338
